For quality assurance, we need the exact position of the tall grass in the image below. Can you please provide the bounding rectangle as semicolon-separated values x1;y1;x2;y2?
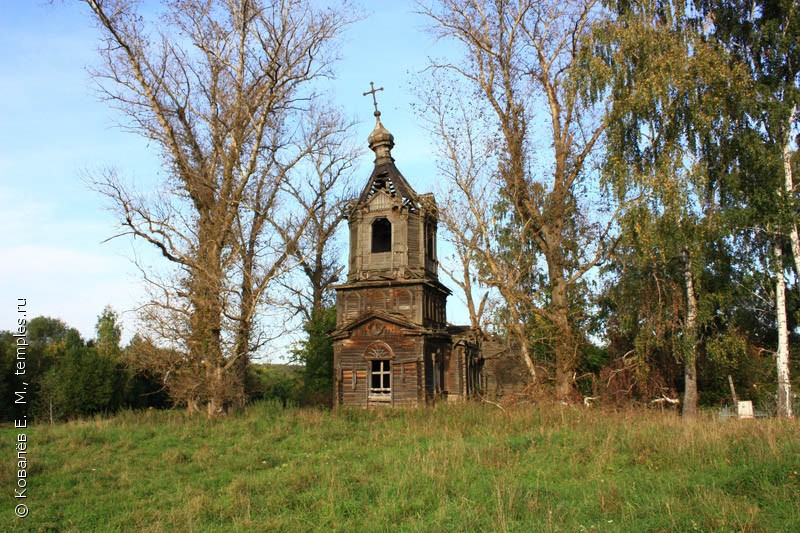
2;402;798;531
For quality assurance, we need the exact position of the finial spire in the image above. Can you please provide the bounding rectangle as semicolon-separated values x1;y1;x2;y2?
363;81;384;117
363;81;394;163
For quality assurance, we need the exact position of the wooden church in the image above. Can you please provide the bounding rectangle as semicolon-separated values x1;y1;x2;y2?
330;93;484;408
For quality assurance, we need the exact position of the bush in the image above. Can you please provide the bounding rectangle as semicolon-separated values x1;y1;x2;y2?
291;306;336;407
246;364;302;406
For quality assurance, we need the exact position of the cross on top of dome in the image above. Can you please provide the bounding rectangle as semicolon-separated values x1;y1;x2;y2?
362;81;394;164
362;81;384;117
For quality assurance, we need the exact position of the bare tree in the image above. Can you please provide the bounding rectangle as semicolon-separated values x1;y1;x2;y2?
418;0;617;398
420;88;491;334
275;109;358;324
438;237;490;331
228;107;356;408
86;0;351;416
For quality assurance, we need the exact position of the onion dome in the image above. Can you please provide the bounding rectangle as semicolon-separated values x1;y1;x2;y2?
368;112;395;163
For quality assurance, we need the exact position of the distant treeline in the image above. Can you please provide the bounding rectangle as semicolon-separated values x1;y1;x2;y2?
0;312;167;423
0;309;327;423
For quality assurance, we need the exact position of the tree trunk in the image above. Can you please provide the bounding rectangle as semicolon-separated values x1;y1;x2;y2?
773;242;793;418
783;106;800;279
775;107;795;419
553;316;576;401
231;253;255;411
190;217;227;417
549;259;576;400
682;248;698;418
455;244;486;329
510;321;537;383
186;397;200;415
206;364;226;418
230;321;250;411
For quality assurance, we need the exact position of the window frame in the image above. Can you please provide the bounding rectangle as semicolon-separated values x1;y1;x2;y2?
369;359;392;398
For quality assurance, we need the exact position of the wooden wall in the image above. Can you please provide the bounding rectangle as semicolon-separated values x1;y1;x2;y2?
334;320;425;408
336;286;420;327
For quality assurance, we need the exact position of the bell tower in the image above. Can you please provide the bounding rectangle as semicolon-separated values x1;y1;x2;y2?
331;84;452;407
337;87;449;328
346;112;440;286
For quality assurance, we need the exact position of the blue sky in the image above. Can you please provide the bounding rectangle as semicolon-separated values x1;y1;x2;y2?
0;1;467;351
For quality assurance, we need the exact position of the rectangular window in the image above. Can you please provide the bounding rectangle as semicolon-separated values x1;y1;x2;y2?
369;359;391;396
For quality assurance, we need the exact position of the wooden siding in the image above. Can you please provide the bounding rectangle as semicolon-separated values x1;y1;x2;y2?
341;292;361;324
422;286;447;328
392;361;421;406
336;286;420;324
368;190;393;211
407;216;421;267
396;289;413;319
334;161;457;408
349;223;358;276
334;319;425;408
444;347;462;398
345;186;440;281
424;217;438;277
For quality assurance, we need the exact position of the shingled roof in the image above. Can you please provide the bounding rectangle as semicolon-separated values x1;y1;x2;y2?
356;160;420;210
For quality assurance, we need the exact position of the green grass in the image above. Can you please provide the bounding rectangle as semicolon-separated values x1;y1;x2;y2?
2;402;798;532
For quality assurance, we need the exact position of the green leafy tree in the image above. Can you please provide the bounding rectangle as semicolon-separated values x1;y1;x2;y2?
32;311;129;422
0;332;22;421
693;0;800;417
23;317;76;419
0;317;73;421
37;343;124;421
95;305;122;360
594;0;752;415
122;334;172;410
291;306;336;406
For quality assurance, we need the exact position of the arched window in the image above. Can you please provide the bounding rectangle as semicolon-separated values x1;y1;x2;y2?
371;218;392;253
365;342;393;399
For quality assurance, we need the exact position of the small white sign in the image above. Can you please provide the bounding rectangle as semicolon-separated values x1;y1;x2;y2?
737;401;754;419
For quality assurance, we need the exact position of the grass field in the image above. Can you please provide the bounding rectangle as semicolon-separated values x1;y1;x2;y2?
2;401;798;532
